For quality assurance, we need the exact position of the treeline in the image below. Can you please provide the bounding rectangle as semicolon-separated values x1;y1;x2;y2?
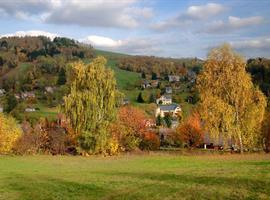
0;36;94;85
247;58;270;99
117;56;203;77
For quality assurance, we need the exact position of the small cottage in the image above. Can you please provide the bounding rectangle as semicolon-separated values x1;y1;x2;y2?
25;108;36;112
141;80;151;89
155;104;181;117
0;89;6;96
165;87;172;94
156;94;172;105
21;92;35;99
168;75;180;82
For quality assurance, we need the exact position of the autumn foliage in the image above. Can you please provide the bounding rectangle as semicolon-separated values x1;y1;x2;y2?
14;118;71;155
176;112;204;147
0;113;22;154
110;106;160;152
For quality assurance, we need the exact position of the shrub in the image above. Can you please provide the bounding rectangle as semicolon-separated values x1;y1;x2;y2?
0;113;22;154
110;106;150;152
14;118;70;155
140;131;160;150
176;112;204;148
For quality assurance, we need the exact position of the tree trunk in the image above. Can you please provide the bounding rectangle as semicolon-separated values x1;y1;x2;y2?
239;133;244;154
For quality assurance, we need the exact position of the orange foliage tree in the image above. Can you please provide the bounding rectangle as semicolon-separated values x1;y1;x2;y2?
176;112;204;147
110;106;160;151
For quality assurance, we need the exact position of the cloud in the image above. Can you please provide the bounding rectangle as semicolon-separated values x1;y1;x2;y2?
0;30;58;40
203;16;263;34
81;35;162;55
230;37;270;57
0;0;153;28
230;37;270;50
152;3;226;31
82;35;123;48
186;3;226;20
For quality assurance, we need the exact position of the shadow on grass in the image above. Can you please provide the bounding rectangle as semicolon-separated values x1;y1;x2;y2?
3;170;270;200
96;171;270;199
3;174;110;200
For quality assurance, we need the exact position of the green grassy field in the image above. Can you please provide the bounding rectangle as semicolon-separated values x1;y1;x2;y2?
0;153;269;200
95;49;141;91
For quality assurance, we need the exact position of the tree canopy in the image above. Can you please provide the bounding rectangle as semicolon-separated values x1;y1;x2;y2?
197;44;267;152
62;56;118;154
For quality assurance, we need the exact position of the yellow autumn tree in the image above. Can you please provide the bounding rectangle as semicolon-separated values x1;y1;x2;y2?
0;113;22;154
62;56;118;154
197;44;267;153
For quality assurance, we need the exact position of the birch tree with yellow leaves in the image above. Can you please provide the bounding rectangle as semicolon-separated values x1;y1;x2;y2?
0;113;22;154
197;44;267;153
62;56;118;154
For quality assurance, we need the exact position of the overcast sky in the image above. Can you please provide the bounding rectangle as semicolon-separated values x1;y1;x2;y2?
0;0;269;58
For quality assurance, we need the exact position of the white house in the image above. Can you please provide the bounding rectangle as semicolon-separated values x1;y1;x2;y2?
25;108;36;112
156;94;172;105
155;104;181;117
45;86;55;94
21;92;35;99
168;75;180;82
141;80;151;89
0;89;6;96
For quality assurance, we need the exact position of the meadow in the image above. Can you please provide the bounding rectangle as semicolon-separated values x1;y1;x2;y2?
0;153;269;200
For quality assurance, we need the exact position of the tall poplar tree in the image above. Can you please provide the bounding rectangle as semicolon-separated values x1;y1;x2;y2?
62;56;117;154
197;44;267;153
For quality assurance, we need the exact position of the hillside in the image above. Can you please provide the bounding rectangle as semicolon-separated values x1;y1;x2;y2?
0;36;200;122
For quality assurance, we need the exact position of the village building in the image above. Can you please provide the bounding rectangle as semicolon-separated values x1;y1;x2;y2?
156;94;172;105
21;91;35;99
141;80;151;89
187;70;197;82
155;103;181;117
122;98;130;105
0;89;6;96
165;87;172;94
168;75;180;82
15;94;21;100
45;86;55;94
25;108;36;112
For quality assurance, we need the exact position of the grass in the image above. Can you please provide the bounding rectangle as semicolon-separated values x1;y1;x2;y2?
0;153;269;200
94;49;140;90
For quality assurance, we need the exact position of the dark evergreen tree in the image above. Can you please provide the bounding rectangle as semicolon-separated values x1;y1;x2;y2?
5;93;17;113
156;115;163;126
164;114;172;128
151;72;157;80
141;71;146;79
57;68;66;85
136;92;145;103
148;93;155;103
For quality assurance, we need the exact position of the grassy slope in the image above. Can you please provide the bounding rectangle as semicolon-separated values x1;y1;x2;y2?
0;154;269;200
94;49;140;90
95;49;194;117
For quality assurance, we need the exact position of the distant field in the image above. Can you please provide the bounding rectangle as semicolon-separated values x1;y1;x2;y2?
0;153;269;200
95;49;140;91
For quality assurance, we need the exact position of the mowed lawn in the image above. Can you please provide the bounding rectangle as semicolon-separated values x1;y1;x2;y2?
0;154;269;200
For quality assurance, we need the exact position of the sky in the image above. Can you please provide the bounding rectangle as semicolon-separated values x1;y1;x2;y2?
0;0;269;58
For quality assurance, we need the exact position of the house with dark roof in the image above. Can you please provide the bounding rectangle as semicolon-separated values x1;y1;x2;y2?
155;103;181;117
156;94;172;105
141;80;151;89
165;87;172;94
